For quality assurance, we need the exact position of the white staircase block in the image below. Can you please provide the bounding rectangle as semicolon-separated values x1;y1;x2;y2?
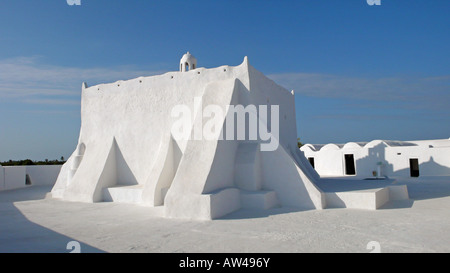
103;185;143;204
240;190;278;210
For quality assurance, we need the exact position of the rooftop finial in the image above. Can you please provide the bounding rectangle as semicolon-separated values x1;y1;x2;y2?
180;52;197;72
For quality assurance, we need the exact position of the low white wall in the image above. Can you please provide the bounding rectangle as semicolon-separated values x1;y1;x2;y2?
3;167;27;191
324;185;409;210
423;147;450;176
302;140;450;178
0;166;5;191
0;165;62;191
25;165;63;186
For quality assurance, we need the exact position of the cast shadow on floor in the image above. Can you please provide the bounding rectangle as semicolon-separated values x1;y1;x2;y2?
0;186;105;253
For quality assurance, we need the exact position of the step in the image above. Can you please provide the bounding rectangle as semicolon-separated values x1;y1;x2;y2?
102;185;144;204
207;187;241;219
324;185;409;210
240;190;279;210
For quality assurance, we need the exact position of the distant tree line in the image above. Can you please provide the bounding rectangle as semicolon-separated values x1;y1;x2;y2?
0;140;306;166
0;157;66;166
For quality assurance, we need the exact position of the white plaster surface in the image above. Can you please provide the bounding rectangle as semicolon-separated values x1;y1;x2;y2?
1;176;450;253
323;185;409;210
103;185;144;204
3;167;26;191
24;165;62;186
240;190;278;210
388;185;409;200
325;188;388;210
0;165;4;191
301;139;450;178
0;166;62;192
52;56;325;219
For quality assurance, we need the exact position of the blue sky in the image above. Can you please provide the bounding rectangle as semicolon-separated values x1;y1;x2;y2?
0;0;449;161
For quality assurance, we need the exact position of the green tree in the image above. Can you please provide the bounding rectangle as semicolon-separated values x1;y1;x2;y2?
297;138;303;148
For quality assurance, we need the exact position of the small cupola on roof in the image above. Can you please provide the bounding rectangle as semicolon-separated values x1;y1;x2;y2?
180;52;197;72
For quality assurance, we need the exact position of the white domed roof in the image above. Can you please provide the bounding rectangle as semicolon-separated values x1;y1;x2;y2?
180;52;197;72
180;52;197;63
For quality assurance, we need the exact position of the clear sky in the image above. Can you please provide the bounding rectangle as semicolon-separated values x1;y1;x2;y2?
0;0;449;161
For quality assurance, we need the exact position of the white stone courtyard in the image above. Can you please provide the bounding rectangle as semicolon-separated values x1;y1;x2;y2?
1;176;449;253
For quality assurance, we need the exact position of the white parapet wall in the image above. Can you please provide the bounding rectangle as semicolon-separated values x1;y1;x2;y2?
25;165;63;187
0;165;62;191
301;139;450;178
0;165;4;191
3;167;27;191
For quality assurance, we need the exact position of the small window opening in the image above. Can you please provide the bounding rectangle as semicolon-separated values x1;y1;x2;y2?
308;158;315;169
410;158;420;177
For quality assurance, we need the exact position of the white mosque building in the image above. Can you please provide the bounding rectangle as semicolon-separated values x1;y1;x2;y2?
0;53;417;217
50;53;328;220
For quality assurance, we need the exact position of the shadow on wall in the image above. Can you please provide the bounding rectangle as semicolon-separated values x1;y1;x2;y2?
386;157;450;178
419;157;450;177
0;187;105;253
354;142;394;178
355;143;450;178
352;144;450;204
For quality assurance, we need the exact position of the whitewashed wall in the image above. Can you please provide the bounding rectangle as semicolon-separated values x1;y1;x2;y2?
301;139;450;178
3;167;27;191
0;165;62;191
0;165;4;191
25;165;63;186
